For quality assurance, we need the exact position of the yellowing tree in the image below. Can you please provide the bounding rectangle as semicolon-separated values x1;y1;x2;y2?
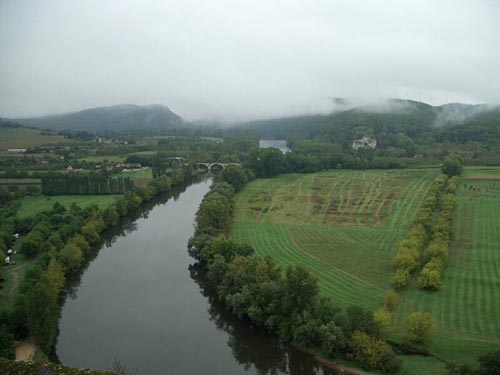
404;312;436;344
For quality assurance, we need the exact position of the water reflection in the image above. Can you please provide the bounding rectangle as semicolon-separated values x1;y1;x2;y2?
55;177;337;375
190;264;335;375
61;182;191;302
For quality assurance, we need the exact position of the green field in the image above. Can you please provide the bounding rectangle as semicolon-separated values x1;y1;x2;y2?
17;194;119;218
0;127;69;150
394;167;500;366
116;168;153;180
77;155;127;163
116;168;153;187
128;150;157;156
232;169;438;310
232;167;500;370
0;178;41;185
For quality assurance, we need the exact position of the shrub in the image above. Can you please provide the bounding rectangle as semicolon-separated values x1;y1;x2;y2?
59;243;83;270
319;321;346;354
351;331;400;372
423;240;449;263
404;312;436;344
378;348;403;373
390;269;410;289
477;350;500;375
374;308;392;330
418;267;442;290
390;251;419;272
383;290;400;312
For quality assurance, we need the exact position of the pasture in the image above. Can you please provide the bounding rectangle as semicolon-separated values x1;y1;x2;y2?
116;168;153;180
232;169;438;310
77;154;126;163
17;194;119;218
395;166;500;366
0;126;69;150
116;168;153;187
232;167;500;369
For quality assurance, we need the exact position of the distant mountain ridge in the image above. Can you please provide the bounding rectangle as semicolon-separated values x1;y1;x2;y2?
227;99;500;145
13;104;186;133
6;99;499;140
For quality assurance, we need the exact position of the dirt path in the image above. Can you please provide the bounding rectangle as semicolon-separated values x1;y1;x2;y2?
8;271;18;298
4;260;36;299
15;337;37;362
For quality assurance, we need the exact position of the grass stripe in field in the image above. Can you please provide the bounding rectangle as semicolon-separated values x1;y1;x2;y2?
394;167;500;368
235;222;382;309
233;168;500;367
232;170;438;310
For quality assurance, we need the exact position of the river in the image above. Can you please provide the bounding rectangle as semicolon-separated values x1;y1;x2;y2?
55;178;335;375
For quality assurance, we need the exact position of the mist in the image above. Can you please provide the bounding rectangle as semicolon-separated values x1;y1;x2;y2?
1;0;499;121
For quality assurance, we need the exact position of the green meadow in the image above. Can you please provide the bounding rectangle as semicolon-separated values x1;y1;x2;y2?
232;168;500;370
232;169;438;309
0;126;69;150
17;194;119;219
394;167;500;366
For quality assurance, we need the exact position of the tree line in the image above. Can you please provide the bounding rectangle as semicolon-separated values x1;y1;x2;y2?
389;155;462;291
247;147;408;180
41;173;134;195
418;175;459;290
389;174;449;289
0;167;193;358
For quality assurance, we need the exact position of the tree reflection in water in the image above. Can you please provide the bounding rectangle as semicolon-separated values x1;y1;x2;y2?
62;182;189;300
55;176;338;375
189;264;336;375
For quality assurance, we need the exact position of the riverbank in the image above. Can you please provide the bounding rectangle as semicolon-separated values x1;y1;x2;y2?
14;337;36;362
0;357;115;375
189;175;402;374
0;168;197;360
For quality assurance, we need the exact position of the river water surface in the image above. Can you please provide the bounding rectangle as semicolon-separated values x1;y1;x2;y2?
55;178;335;375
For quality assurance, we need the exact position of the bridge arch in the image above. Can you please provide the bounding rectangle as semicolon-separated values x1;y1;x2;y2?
196;163;210;170
209;162;226;171
196;162;242;171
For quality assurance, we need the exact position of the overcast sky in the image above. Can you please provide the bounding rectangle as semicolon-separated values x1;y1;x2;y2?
1;0;499;121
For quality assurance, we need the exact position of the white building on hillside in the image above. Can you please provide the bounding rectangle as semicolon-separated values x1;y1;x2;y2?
259;139;290;154
352;136;377;151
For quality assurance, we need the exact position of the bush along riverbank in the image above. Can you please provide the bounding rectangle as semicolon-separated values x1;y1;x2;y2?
0;357;115;375
0;167;195;360
188;167;402;373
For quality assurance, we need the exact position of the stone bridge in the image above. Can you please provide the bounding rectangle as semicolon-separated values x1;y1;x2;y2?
196;162;241;171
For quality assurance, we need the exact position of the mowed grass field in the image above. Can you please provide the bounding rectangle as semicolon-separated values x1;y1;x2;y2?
17;194;119;218
394;167;500;366
232;169;438;310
